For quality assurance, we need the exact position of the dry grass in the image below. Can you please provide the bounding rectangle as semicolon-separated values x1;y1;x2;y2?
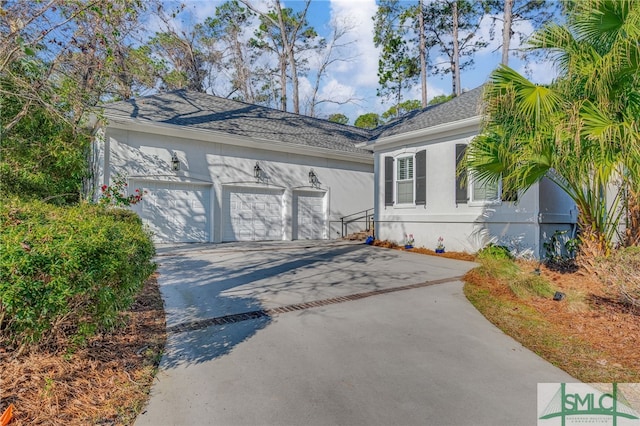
464;259;640;383
0;275;166;425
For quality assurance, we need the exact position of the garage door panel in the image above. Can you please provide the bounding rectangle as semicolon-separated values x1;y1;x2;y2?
223;187;284;242
294;191;327;240
131;181;211;243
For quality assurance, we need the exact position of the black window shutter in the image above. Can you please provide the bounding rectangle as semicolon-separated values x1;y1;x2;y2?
455;144;468;204
384;156;394;206
415;150;426;205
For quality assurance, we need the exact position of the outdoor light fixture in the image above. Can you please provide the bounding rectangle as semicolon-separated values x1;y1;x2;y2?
254;162;263;181
171;152;180;171
309;169;319;187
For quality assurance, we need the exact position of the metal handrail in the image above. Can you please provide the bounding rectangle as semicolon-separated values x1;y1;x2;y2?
340;208;373;221
338;207;374;238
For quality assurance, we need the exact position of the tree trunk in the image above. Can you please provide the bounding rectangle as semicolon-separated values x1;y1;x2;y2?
275;1;301;114
576;218;610;275
232;35;251;103
502;0;514;65
279;54;287;111
451;0;461;96
624;188;640;246
419;0;427;107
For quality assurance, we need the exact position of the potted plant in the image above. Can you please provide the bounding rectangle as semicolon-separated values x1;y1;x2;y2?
404;234;414;249
435;236;445;253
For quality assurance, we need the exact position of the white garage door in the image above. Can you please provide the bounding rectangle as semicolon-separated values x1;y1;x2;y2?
130;180;211;243
294;191;327;240
223;187;284;241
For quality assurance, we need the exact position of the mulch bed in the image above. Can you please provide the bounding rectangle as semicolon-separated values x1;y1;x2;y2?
0;275;166;425
466;259;640;383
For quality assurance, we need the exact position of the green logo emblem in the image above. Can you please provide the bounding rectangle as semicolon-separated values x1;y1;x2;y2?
539;383;640;426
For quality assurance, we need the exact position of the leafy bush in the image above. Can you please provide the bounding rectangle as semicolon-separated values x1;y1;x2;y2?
477;243;514;260
0;198;155;351
596;247;640;309
99;173;147;207
0;93;90;204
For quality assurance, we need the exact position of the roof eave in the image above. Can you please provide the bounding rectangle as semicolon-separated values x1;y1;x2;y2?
372;115;483;152
103;114;374;164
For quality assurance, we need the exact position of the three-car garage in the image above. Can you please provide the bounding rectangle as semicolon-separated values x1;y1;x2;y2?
130;180;328;243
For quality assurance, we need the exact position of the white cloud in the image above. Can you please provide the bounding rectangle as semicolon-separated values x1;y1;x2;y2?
406;81;446;103
329;0;380;88
182;0;223;24
518;59;557;85
319;79;357;103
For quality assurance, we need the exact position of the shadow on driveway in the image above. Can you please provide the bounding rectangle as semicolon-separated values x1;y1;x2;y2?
156;242;474;368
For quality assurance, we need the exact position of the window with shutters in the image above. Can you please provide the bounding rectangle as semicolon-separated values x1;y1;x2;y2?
456;143;505;205
396;156;414;204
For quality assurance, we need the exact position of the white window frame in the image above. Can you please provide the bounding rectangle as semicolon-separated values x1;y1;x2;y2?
395;155;415;205
468;172;502;206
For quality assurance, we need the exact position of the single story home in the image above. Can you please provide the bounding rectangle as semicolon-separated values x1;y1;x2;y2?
368;87;577;257
93;90;374;243
94;87;577;257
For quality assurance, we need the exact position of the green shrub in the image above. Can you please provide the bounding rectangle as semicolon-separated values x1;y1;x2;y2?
0;198;155;351
477;243;514;260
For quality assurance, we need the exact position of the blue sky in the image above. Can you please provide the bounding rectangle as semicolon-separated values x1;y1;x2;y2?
155;0;558;123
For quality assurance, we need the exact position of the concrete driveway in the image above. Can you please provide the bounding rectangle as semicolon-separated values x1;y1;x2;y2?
136;240;574;426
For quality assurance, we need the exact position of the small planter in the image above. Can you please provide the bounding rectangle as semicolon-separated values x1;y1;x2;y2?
404;245;413;249
435;248;445;254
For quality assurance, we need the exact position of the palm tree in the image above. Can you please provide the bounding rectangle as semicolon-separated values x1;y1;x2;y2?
466;0;640;261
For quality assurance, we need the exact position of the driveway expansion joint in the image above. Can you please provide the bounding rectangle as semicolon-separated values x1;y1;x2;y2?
167;275;464;334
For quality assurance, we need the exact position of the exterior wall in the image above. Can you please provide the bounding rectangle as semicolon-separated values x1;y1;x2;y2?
373;119;577;258
100;126;373;242
374;132;540;256
373;121;579;258
538;177;579;258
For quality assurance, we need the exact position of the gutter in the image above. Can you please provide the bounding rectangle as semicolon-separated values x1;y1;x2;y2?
102;114;374;165
371;116;482;151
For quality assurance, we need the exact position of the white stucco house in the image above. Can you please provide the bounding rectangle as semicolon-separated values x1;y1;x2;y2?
93;90;374;243
94;87;577;257
368;87;577;258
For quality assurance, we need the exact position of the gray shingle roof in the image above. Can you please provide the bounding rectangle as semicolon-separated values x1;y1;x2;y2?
102;86;485;152
102;90;373;155
373;86;484;139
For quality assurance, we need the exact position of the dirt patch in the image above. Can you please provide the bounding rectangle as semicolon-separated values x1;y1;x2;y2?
0;275;166;425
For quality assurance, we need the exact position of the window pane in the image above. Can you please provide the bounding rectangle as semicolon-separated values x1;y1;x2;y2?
397;157;413;180
473;178;499;202
397;180;413;204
